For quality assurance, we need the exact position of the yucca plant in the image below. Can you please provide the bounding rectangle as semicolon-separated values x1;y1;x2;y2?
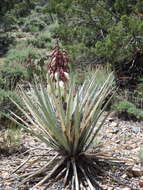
10;71;116;189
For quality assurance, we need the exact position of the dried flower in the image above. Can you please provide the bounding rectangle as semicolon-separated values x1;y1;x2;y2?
48;45;70;83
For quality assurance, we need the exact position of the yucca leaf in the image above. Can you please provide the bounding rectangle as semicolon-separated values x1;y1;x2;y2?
71;158;79;190
10;71;114;159
12;85;70;152
77;73;114;152
9;113;54;148
73;93;81;154
65;79;75;136
47;74;67;134
78;71;99;111
86;90;115;147
33;83;56;126
80;73;113;133
10;97;51;138
64;161;70;186
79;165;94;189
31;84;65;139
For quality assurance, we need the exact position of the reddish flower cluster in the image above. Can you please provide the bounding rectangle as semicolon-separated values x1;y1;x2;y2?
48;45;70;82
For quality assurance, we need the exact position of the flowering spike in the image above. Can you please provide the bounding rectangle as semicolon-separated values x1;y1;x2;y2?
48;45;70;82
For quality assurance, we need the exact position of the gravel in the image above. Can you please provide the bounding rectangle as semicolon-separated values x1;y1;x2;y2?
0;113;143;189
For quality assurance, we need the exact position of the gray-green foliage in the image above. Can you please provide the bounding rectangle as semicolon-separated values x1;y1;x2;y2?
44;0;143;67
3;125;22;147
0;63;28;90
0;64;23;129
0;42;40;122
134;77;143;97
113;100;143;120
0;89;22;125
95;15;143;63
5;42;41;63
4;42;43;80
1;0;143;66
0;123;22;154
21;9;52;33
27;30;55;49
0;31;15;56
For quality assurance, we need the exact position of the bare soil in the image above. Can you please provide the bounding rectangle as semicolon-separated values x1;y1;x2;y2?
0;113;143;190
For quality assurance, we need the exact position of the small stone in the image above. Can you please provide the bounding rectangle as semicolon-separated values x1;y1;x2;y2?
132;165;143;177
139;180;143;188
115;139;121;144
114;187;120;190
121;173;127;179
107;187;113;190
112;128;119;134
110;122;118;128
101;185;108;189
126;165;143;177
132;127;140;133
121;187;131;190
108;117;114;122
101;185;113;190
126;166;134;178
139;176;143;187
108;111;116;120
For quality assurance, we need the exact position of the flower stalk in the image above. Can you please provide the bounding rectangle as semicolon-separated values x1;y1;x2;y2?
48;45;70;83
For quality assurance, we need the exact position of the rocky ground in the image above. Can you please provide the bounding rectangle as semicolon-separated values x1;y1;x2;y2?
0;113;143;190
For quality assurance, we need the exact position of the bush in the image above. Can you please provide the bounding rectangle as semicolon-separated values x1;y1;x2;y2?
5;43;41;64
0;31;15;56
1;13;18;32
113;100;143;120
48;21;59;36
73;66;111;86
64;43;89;64
4;42;44;81
0;63;28;90
134;77;143;98
0;123;22;156
0;125;22;147
0;89;22;129
27;31;55;49
21;13;48;33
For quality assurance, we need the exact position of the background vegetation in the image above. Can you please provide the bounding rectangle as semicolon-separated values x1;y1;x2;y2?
0;0;143;147
0;2;143;189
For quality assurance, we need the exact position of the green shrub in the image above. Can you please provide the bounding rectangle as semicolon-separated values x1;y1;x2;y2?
0;63;26;131
1;13;18;31
1;125;22;147
4;43;44;81
73;66;111;86
113;100;143;120
48;21;59;36
0;124;22;155
27;31;55;49
22;13;47;33
0;89;23;128
5;43;41;64
0;62;27;126
0;31;15;56
64;43;89;63
0;63;28;90
134;77;143;98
